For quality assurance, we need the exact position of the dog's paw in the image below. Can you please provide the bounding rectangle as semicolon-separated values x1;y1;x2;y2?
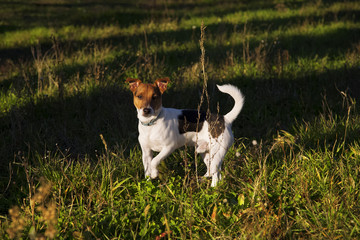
144;172;151;179
211;172;222;187
150;168;159;179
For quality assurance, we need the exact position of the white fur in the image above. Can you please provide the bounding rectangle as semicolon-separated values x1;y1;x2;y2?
137;84;244;187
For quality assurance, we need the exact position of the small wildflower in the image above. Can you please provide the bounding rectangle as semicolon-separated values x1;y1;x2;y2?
33;179;52;204
6;206;27;239
37;201;57;239
45;225;57;239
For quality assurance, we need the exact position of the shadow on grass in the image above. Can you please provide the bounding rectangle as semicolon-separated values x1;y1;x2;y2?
0;85;136;162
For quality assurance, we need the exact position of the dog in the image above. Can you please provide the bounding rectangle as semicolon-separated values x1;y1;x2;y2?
125;77;244;187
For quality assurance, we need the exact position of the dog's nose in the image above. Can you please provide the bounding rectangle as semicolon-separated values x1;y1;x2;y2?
143;108;152;115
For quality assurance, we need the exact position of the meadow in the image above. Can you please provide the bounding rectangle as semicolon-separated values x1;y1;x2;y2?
0;0;360;239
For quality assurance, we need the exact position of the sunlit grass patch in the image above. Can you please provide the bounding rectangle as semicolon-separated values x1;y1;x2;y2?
277;20;360;41
0;91;29;114
0;25;122;49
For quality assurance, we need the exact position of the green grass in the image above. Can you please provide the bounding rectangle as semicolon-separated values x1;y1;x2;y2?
1;0;360;239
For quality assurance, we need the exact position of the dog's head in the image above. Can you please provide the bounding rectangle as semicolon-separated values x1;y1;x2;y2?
125;78;170;124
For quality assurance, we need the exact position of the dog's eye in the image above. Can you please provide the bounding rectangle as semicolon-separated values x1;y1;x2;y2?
137;95;143;99
152;95;158;99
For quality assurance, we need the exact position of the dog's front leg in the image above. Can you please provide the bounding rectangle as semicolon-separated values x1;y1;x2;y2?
141;147;153;178
150;146;175;179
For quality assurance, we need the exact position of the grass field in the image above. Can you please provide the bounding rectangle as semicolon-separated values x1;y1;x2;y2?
1;0;360;239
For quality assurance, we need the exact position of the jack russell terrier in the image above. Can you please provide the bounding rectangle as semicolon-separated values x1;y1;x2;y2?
126;77;244;187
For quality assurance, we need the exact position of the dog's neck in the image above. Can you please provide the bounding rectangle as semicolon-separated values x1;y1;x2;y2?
140;109;163;126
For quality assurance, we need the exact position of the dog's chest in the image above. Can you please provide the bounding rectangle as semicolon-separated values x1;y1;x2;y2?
138;119;181;152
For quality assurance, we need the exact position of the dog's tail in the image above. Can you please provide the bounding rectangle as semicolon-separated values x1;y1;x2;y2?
216;84;244;124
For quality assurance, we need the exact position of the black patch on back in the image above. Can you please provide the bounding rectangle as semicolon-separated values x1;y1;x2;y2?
178;110;225;138
178;110;206;134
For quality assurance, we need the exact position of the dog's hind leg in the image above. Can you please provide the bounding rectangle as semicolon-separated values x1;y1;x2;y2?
209;147;227;187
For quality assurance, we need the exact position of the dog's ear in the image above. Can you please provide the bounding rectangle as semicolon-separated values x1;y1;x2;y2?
125;78;142;93
154;77;170;94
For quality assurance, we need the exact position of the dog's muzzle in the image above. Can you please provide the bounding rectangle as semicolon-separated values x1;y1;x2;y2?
143;108;152;115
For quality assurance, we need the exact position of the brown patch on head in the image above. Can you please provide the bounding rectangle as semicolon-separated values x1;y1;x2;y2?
133;84;162;111
126;77;170;112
